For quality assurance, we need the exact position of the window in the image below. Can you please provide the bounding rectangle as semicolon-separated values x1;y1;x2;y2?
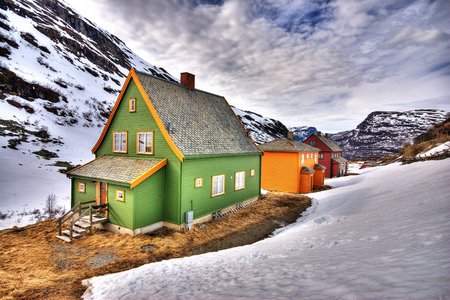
319;153;324;159
137;131;153;155
250;169;255;177
195;178;203;188
315;153;318;163
116;190;125;201
310;141;316;147
212;175;225;197
113;131;127;153
129;98;136;112
307;153;310;159
235;171;245;190
78;182;85;193
301;154;304;165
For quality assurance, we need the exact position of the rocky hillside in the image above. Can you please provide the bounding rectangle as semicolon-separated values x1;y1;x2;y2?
289;126;318;142
331;110;448;159
232;106;288;145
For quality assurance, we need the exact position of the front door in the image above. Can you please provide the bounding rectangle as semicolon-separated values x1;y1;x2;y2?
98;182;108;217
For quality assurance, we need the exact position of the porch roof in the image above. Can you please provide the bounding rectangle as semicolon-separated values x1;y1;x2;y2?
67;156;167;188
332;157;348;164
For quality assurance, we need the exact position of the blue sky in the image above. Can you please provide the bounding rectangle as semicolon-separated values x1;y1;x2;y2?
65;0;449;132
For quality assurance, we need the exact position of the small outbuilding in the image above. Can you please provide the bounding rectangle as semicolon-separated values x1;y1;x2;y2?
260;132;326;193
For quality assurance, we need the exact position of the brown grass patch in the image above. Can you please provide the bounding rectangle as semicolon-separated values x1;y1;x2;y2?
0;192;311;299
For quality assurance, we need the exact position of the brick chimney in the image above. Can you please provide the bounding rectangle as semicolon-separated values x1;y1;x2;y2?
180;72;195;91
318;131;322;136
287;131;294;140
325;133;328;138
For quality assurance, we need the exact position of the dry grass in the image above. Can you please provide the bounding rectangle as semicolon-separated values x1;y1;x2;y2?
0;192;311;299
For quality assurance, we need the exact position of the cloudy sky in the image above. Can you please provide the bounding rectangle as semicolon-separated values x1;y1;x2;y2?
65;0;449;132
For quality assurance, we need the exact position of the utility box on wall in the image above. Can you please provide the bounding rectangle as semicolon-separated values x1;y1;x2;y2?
185;210;193;230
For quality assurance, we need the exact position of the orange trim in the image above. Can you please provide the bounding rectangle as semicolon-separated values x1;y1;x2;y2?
130;158;167;189
115;189;125;201
66;155;105;175
223;96;264;153
129;98;136;112
195;178;203;188
78;182;86;193
92;71;134;154
136;131;154;155
113;131;128;153
211;174;225;197
91;69;184;162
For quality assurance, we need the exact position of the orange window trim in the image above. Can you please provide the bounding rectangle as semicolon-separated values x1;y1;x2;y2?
129;98;136;112
113;131;127;153
211;174;225;197
195;178;203;188
136;131;154;155
78;182;85;193
116;189;125;201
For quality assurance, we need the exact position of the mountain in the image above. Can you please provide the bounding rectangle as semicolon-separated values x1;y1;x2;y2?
331;110;448;160
289;126;318;142
232;106;288;145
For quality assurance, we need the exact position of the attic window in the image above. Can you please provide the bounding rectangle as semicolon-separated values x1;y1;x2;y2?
310;141;316;147
137;132;153;155
113;131;127;153
129;98;136;112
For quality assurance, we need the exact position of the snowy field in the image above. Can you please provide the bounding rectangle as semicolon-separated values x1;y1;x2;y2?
83;158;450;300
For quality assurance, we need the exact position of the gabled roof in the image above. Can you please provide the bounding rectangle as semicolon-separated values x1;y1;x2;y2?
332;156;348;164
311;134;343;152
67;156;167;189
259;138;320;152
92;69;262;159
301;166;315;174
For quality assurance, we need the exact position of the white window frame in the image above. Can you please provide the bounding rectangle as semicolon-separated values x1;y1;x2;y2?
315;153;318;163
116;189;125;201
235;171;245;191
301;153;305;165
212;174;225;197
113;131;127;153
137;131;154;155
319;153;324;159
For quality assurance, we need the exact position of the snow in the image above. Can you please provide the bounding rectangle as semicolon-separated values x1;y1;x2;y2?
82;158;450;299
416;141;450;158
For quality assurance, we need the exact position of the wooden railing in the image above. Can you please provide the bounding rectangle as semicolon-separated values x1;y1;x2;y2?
56;201;108;242
402;148;450;164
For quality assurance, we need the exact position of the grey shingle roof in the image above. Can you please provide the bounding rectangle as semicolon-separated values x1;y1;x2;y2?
135;71;262;156
301;166;315;173
67;156;165;184
332;157;348;164
314;134;343;152
259;138;320;152
314;164;327;170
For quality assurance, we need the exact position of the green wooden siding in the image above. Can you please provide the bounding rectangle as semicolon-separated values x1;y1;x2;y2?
70;179;96;208
180;155;261;222
107;184;134;230
133;167;165;229
94;78;182;224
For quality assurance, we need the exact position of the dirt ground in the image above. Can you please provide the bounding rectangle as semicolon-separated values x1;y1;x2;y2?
0;191;312;299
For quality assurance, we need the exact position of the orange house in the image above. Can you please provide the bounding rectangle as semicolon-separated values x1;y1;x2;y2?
260;133;326;193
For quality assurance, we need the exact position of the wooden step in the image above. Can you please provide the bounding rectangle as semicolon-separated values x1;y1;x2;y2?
72;226;87;234
81;215;108;224
73;221;91;229
62;230;83;238
56;235;72;243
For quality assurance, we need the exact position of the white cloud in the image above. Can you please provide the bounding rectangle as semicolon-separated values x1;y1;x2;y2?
65;0;450;132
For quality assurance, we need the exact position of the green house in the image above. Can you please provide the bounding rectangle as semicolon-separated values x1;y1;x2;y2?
67;69;263;236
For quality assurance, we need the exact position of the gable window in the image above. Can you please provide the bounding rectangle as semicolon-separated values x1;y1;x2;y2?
137;131;153;155
310;141;316;147
78;182;85;193
113;131;127;153
195;178;203;188
116;189;125;201
235;171;245;190
319;153;324;159
129;98;136;112
212;174;225;197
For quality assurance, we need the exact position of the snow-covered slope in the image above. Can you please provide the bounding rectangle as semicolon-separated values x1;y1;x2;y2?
82;158;450;299
332;110;448;159
0;0;177;225
232;106;288;145
289;125;318;142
